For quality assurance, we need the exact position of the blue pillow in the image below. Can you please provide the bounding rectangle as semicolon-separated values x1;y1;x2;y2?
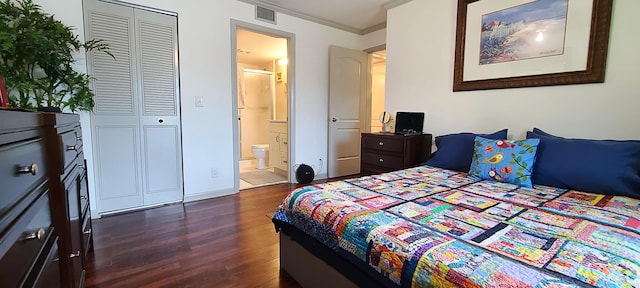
468;136;540;188
527;129;640;198
424;129;508;172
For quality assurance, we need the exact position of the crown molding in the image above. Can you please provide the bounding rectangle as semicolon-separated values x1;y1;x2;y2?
361;22;387;35
236;0;388;35
383;0;413;10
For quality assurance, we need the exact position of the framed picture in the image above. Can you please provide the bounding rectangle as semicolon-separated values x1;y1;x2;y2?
453;0;613;91
0;76;8;108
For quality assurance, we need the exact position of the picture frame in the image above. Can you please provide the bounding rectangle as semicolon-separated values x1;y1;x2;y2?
453;0;613;92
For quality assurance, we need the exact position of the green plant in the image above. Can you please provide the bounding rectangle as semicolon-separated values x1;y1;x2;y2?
0;0;112;112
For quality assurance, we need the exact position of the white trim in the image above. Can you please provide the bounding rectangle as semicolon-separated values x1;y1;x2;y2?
97;0;177;16
230;19;296;189
183;188;237;203
98;200;183;217
361;22;387;35
383;0;413;10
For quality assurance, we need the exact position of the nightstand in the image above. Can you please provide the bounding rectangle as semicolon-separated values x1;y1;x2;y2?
360;133;432;176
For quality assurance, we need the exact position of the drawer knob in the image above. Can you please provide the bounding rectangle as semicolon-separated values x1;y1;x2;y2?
67;144;79;151
76;136;83;141
21;228;46;241
379;158;384;162
16;163;38;176
378;142;384;146
83;228;92;235
54;250;81;262
80;195;88;200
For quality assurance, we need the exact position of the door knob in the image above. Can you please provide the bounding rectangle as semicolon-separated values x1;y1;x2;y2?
331;118;337;122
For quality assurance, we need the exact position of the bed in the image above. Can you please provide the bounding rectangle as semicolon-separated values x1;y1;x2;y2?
272;129;640;288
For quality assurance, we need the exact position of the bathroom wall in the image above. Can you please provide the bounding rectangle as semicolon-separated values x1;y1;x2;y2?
274;59;288;121
370;61;386;132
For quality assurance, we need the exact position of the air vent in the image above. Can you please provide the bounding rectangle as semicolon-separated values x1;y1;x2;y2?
256;6;276;24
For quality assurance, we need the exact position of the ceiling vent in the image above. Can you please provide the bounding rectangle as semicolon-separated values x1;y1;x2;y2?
255;6;276;24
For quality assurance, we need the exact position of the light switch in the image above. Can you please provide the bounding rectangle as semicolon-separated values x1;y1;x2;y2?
195;95;204;107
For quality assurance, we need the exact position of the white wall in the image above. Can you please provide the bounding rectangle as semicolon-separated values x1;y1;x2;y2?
37;0;384;214
386;0;640;141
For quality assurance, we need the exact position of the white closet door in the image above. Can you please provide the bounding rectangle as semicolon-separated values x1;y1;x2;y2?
84;0;182;213
134;9;183;206
85;1;143;212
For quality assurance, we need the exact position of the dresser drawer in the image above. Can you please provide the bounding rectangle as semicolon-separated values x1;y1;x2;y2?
31;240;61;288
81;213;92;257
0;138;47;214
79;170;89;216
0;192;53;288
362;136;404;153
362;152;404;169
60;127;82;170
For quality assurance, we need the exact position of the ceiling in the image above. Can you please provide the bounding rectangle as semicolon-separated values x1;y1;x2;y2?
237;29;287;66
260;0;390;33
237;0;397;65
238;0;407;34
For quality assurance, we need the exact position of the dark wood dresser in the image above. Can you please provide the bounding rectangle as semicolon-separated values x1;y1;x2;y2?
1;110;92;287
360;133;432;176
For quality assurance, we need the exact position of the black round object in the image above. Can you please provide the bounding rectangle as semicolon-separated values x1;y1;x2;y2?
295;164;315;184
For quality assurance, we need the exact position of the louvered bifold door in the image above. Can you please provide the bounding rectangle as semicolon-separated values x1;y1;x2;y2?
84;0;183;213
85;0;145;213
134;9;183;206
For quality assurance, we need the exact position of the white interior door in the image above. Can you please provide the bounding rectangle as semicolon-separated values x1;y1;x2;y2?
84;0;182;213
328;46;368;178
135;9;183;206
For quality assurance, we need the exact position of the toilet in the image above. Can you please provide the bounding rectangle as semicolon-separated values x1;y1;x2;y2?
251;144;269;170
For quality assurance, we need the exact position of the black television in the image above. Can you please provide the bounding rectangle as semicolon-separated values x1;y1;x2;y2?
394;112;424;135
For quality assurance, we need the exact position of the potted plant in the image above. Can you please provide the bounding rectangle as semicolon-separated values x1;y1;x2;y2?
0;0;112;112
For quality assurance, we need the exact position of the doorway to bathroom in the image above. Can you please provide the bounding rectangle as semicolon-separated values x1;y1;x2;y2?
233;24;291;190
369;49;386;132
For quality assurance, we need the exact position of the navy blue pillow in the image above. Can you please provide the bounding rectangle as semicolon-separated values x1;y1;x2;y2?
527;129;640;198
424;129;508;172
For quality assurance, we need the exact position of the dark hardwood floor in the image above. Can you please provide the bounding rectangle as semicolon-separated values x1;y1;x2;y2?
85;182;320;288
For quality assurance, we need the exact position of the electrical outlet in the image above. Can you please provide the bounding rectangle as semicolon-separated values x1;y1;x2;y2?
211;168;219;178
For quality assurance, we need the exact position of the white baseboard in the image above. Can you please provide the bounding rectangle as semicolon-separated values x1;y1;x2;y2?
183;187;238;203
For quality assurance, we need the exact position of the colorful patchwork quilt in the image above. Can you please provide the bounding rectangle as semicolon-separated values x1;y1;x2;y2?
272;166;640;288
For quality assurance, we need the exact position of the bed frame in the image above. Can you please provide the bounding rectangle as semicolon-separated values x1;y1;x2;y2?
278;225;395;288
280;234;358;288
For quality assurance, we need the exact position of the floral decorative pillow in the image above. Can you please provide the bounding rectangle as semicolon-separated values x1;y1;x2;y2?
468;136;540;188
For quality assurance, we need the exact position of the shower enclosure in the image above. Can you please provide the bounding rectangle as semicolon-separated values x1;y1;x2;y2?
238;69;275;159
